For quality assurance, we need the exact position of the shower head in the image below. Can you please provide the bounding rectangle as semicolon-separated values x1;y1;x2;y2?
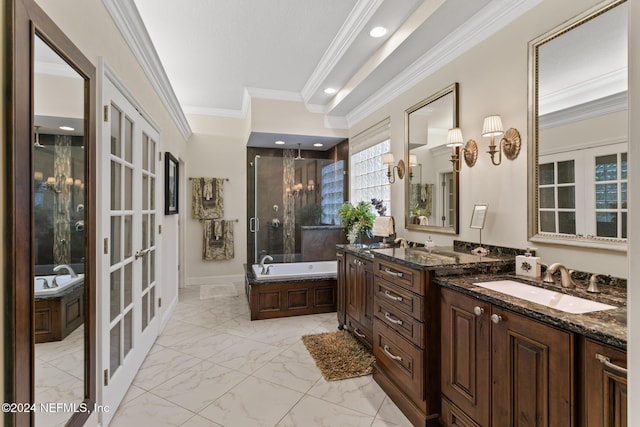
294;143;304;161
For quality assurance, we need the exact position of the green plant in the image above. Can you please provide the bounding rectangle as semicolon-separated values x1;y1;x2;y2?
337;201;376;242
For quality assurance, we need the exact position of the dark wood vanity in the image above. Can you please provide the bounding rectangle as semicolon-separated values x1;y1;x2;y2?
336;244;628;426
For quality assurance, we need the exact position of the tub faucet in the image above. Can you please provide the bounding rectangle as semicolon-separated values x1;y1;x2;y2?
394;237;409;248
543;263;576;289
259;255;273;274
36;277;49;289
53;264;77;278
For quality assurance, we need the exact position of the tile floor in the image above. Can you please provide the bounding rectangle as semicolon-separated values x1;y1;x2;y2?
110;282;413;427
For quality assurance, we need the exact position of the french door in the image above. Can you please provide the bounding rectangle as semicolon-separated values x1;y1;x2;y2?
100;74;161;425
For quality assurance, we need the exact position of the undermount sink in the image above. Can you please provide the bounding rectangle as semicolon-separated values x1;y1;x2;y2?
473;280;616;314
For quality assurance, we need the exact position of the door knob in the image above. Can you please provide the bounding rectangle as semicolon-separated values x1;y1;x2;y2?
491;314;503;324
135;248;149;259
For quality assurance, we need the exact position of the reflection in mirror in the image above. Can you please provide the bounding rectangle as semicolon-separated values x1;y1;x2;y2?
528;0;627;249
405;83;459;233
34;34;86;426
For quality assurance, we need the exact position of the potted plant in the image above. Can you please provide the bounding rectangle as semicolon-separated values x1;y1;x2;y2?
337;201;376;245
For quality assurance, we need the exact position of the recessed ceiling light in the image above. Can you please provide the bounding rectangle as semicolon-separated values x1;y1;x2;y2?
59;126;75;131
369;26;388;38
323;87;337;95
313;143;323;147
275;140;285;145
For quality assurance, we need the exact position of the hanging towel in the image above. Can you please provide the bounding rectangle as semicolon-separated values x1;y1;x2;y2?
372;216;395;237
192;177;224;219
202;219;234;260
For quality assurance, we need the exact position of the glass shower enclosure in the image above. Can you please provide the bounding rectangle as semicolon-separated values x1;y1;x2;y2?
250;149;345;264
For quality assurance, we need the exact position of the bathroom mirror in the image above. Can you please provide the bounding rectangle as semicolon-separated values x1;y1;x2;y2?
405;83;459;234
10;0;96;424
528;0;628;250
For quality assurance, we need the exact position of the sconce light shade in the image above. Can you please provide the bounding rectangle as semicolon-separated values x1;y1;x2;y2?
382;152;395;165
446;128;464;147
409;154;417;167
482;115;504;137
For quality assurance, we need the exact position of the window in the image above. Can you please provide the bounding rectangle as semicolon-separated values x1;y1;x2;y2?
348;118;392;221
320;160;344;225
539;142;627;239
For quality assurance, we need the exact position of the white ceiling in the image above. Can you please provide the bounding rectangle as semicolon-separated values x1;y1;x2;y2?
106;0;548;144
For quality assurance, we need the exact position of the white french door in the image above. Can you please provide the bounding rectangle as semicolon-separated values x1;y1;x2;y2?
100;74;161;425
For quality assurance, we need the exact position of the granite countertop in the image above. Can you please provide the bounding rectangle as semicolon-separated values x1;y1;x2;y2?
436;274;627;349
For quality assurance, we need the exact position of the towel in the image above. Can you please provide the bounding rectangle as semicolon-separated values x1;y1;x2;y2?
372;216;395;237
202;219;234;260
192;177;224;219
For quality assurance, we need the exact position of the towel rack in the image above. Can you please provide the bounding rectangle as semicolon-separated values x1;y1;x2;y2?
198;219;239;222
189;177;229;181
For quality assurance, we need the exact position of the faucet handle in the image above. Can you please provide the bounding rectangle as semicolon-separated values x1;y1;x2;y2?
587;273;607;293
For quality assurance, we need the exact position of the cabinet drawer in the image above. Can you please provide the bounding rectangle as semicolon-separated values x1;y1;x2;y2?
374;259;423;294
375;278;424;321
346;315;372;348
374;298;424;348
373;320;424;402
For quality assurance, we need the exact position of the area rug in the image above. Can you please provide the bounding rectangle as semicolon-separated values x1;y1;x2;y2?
199;283;238;299
302;330;376;381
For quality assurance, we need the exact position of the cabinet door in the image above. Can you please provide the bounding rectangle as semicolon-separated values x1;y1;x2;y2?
336;251;346;328
345;255;361;320
491;308;574;427
361;259;374;331
440;288;490;427
584;339;627;427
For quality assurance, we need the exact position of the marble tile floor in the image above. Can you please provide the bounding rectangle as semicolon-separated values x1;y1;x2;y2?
110;283;413;427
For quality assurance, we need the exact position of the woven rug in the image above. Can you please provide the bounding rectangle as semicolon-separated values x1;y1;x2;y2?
302;330;375;381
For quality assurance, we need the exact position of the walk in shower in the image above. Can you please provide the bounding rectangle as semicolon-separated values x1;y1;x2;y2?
248;144;348;264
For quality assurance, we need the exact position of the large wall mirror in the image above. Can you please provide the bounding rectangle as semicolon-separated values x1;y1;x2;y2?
405;83;459;234
10;0;96;425
528;0;627;250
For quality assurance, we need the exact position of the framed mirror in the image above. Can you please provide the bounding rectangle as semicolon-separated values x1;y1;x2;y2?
528;0;627;250
405;83;459;233
10;0;96;425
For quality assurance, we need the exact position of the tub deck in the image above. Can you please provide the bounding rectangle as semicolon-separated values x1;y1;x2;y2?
245;263;337;321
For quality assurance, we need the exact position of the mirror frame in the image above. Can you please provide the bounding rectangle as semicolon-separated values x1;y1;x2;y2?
9;0;96;425
404;83;460;234
527;0;627;251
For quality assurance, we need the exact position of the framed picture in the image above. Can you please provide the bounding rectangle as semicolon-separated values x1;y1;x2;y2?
165;152;179;215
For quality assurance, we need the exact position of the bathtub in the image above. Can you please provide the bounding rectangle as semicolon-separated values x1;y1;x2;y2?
35;274;85;296
251;260;337;281
246;261;337;320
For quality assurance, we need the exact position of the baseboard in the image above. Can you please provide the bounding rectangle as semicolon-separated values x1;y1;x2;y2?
159;293;179;333
187;274;245;286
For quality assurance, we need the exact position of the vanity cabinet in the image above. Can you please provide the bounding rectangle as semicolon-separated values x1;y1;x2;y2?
344;253;374;347
372;258;440;426
336;250;346;329
583;339;627;427
440;287;574;427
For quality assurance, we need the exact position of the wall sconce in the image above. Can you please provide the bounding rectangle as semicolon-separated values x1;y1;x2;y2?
408;154;418;180
482;115;521;166
446;128;478;173
383;152;405;183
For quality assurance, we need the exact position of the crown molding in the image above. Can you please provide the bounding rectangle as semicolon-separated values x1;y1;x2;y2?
539;91;627;129
300;0;384;104
102;0;192;140
345;0;542;127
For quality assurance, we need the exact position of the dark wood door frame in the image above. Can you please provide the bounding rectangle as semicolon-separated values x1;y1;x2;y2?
6;1;96;425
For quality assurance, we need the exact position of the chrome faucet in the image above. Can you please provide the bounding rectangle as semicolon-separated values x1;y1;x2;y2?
543;263;576;289
36;277;49;289
259;255;273;274
53;264;77;278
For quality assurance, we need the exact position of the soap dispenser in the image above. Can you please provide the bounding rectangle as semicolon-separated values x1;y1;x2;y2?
425;236;436;253
515;247;541;278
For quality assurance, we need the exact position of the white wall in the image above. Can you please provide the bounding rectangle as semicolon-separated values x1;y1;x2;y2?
349;0;628;278
627;0;638;419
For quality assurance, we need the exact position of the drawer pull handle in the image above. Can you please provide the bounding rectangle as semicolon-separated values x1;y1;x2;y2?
384;268;403;278
352;328;366;338
490;314;502;324
336;252;344;257
384;312;403;326
383;290;403;302
383;345;402;361
473;306;485;316
595;353;627;375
